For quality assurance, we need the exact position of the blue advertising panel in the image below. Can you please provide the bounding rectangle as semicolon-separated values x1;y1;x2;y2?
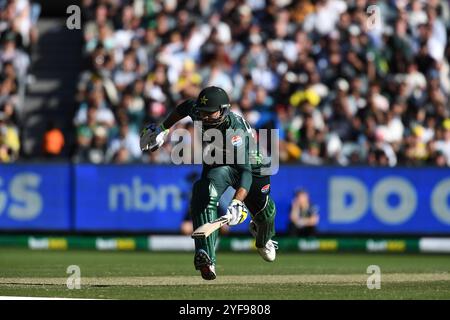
75;165;202;231
268;167;450;234
2;164;449;234
0;164;71;230
74;165;450;234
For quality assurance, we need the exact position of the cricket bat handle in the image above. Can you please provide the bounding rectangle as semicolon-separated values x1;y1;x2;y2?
221;213;233;224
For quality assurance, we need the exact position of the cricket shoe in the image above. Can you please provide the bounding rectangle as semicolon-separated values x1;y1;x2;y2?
194;249;216;280
249;220;278;262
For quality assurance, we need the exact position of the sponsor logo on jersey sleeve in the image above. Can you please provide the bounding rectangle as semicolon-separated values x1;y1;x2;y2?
261;184;270;194
231;135;243;147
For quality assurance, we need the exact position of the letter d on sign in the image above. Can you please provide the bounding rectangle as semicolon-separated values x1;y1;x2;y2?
367;265;381;289
329;177;368;223
66;265;81;290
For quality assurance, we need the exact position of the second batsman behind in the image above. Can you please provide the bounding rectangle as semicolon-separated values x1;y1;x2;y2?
140;86;277;280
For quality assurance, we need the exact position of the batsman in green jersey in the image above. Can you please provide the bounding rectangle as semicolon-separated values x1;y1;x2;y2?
140;86;277;280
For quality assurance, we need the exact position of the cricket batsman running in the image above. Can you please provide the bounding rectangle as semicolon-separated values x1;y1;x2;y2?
140;86;277;280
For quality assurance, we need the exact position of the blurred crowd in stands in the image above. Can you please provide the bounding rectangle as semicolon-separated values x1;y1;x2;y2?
74;0;450;166
0;0;40;162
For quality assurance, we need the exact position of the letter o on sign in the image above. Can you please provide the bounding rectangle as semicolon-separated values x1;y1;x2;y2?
372;177;417;224
431;178;450;225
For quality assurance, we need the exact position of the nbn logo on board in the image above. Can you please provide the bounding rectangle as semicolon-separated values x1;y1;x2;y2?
108;177;183;212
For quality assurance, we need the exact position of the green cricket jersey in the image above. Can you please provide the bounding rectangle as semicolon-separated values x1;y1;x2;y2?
176;99;267;191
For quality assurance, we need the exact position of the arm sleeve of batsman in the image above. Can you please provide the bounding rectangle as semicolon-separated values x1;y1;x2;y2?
174;99;196;118
226;135;252;226
234;133;253;192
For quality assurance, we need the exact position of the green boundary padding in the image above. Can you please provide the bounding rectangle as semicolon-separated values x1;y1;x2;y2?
0;235;29;247
0;235;424;253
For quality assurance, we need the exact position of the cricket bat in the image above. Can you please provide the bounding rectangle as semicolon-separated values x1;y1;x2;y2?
191;214;232;239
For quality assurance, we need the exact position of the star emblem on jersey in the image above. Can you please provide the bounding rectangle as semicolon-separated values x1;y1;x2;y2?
200;96;208;105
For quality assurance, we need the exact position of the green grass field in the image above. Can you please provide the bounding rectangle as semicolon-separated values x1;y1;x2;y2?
0;248;449;299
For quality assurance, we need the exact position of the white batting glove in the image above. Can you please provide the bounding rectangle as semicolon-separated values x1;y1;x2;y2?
227;199;249;226
140;123;169;152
